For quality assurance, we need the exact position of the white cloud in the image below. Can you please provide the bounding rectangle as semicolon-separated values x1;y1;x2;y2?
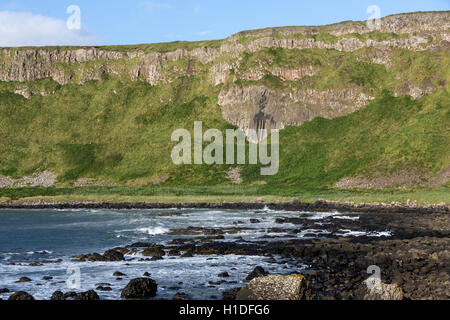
141;0;172;12
0;11;100;47
196;30;212;36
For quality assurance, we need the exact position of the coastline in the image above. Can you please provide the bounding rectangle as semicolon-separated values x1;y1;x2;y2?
1;204;448;300
0;199;448;214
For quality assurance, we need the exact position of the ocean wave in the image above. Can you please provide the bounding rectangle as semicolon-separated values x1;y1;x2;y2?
117;226;169;235
137;227;169;235
333;215;360;221
336;229;392;237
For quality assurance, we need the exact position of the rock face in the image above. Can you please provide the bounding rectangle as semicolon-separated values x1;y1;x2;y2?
236;274;312;300
1;13;447;85
0;171;56;188
0;11;448;185
228;12;450;40
121;278;158;299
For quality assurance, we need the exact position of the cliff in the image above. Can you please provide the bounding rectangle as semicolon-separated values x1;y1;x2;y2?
0;11;448;190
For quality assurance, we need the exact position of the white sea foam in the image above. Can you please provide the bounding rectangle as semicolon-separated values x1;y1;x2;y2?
337;229;392;237
307;211;341;220
333;215;360;221
136;227;169;235
0;207;394;300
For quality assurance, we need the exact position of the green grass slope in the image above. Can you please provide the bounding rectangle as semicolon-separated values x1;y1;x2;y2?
0;31;449;203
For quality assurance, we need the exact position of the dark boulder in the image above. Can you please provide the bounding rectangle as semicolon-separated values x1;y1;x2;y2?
142;246;165;257
15;277;32;283
50;291;65;301
0;288;10;294
9;291;35;300
246;266;268;281
222;288;241;300
63;292;79;300
96;286;112;292
181;252;193;258
113;271;126;277
121;278;157;299
95;283;112;287
168;249;181;256
103;249;125;261
218;272;230;278
75;249;124;262
76;290;100;300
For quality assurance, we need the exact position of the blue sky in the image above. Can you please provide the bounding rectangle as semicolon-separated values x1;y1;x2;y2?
0;0;449;46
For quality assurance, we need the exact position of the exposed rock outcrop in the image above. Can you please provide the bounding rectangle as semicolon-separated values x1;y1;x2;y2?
1;12;448;86
236;274;312;300
336;166;450;190
229;12;450;40
218;85;374;142
0;171;56;188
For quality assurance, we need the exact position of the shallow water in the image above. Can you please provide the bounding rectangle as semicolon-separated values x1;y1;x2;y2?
0;208;390;300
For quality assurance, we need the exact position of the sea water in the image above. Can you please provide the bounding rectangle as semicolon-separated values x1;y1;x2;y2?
0;208;390;300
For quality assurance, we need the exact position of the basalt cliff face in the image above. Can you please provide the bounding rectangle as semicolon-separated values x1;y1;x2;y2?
1;11;449;142
0;11;449;189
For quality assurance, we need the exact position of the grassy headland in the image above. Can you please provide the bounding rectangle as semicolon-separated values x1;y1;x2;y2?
0;12;449;204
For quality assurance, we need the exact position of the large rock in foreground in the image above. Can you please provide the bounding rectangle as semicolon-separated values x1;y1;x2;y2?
359;280;404;300
236;274;311;300
121;278;157;300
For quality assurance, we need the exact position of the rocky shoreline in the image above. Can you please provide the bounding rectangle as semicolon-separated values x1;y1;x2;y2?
1;207;448;301
0;199;449;214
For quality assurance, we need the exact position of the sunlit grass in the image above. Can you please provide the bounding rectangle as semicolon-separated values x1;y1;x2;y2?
1;186;448;205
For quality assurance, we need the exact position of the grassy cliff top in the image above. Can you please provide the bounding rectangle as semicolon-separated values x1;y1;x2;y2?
1;11;449;53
